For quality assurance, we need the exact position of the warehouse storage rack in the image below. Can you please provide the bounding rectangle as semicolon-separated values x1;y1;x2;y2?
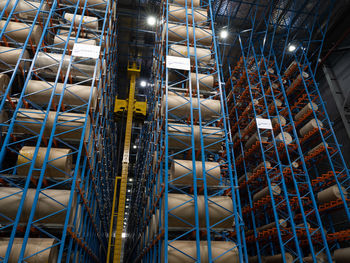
216;0;350;262
0;0;118;262
124;0;246;262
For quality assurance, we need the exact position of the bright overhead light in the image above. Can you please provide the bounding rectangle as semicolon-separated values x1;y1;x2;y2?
129;178;133;182
133;145;137;149
147;16;156;26
122;232;127;238
220;30;228;39
140;81;147;87
127;189;131;192
288;44;296;52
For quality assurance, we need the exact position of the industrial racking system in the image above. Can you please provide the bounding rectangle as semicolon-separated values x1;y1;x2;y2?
0;0;118;262
125;0;246;262
217;0;350;262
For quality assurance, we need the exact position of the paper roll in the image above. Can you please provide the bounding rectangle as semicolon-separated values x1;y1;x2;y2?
162;94;221;120
0;187;77;224
17;146;72;178
64;13;99;31
295;102;318;121
25;80;98;110
167;23;212;46
168;4;207;23
317;185;347;204
168;124;223;151
0;46;30;71
0;20;43;45
0;238;58;263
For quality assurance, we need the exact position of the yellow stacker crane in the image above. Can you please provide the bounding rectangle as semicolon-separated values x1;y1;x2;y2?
107;61;146;262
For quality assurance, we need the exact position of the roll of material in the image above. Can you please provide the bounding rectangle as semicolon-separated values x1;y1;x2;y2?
168;124;223;152
275;132;292;145
253;184;281;202
0;238;58;263
162;94;221;120
25;80;98;110
166;194;234;228
249;255;267;263
284;61;298;77
170;159;221;186
58;29;96;39
149;210;159;240
245;132;268;149
168;5;207;23
14;109;91;141
334;247;350;263
0;0;49;19
268;99;283;109
241;118;255;139
64;13;99;31
34;52;99;79
309;142;328;156
265;253;294;263
167;240;239;263
286;72;309;94
317;185;347;204
256;219;287;232
171;0;200;7
0;187;76;224
295;102;318;121
0;46;30;71
190;72;215;91
53;35;97;49
238;172;252;184
271;116;286;127
0;20;43;45
61;0;107;9
299;119;323;137
169;45;212;65
0;73;10;95
17;146;72;178
167;23;212;46
253;161;271;173
303;253;326;263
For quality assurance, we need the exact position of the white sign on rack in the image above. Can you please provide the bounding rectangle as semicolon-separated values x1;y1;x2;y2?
166;55;190;70
256;118;273;130
72;43;101;59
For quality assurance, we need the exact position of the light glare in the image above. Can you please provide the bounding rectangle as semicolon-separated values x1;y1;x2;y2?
220;30;228;39
140;81;147;87
288;44;296;52
147;16;156;26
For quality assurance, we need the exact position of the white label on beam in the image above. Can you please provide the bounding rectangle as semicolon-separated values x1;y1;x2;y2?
256;118;273;129
72;43;101;59
166;55;190;70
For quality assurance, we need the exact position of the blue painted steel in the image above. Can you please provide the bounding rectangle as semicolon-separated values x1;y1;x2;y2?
0;0;118;262
215;0;349;262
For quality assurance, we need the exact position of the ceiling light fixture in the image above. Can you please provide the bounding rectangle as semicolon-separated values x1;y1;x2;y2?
288;44;296;52
147;16;156;26
140;80;147;87
220;30;228;39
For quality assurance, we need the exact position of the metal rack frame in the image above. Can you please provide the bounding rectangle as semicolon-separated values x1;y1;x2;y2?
216;0;350;262
0;0;118;262
125;0;245;262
